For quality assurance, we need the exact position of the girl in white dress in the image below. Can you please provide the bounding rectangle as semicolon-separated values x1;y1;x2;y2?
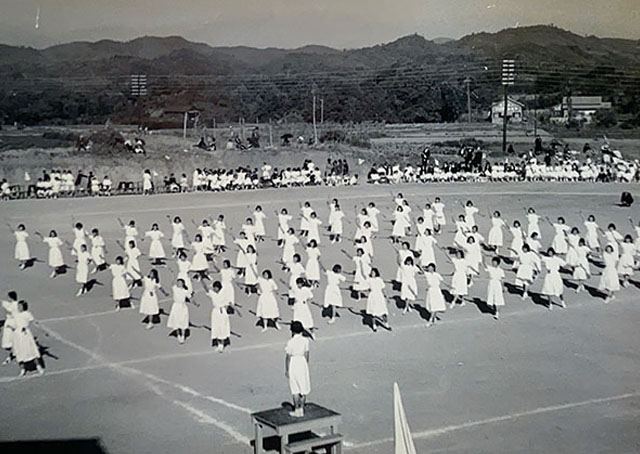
220;259;236;307
572;238;591;293
306;212;323;244
447;250;469;307
515;243;541;300
282;228;300;270
617;235;636;287
323;264;346;324
71;222;88;257
582;214;600;251
541;248;566;309
599;244;620;304
548;217;570;255
424;263;446;326
563;226;579;269
169;216;186;255
241;218;257;249
190;234;210;281
38;230;65;278
167;279;194;344
464;200;479;229
256;270;280;331
602;223;623;258
2;291;19;365
12;224;30;269
119;219;139;248
509;220;525;261
394;242;413;285
290;278;315;331
111;256;132;311
10;301;44;377
145;223;166;265
463;235;482;286
365;268;390;331
125;240;143;288
453;214;469;249
233;231;251;277
391;206;411;243
204;280;231;352
285;321;310;418
139;269;167;329
244;245;259;294
399;256;419;314
277;208;292;247
526;207;541;239
197;219;215;260
176;251;193;294
328;204;345;243
299;201;313;237
351;248;371;299
253;205;267;242
423;203;436;232
90;228;107;273
486;257;505;320
488;211;506;253
212;215;227;253
367;202;381;233
433;197;446;234
415;229;438;268
305;240;321;287
75;244;92;297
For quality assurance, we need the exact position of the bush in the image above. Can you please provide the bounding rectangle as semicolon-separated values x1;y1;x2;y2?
593;109;617;128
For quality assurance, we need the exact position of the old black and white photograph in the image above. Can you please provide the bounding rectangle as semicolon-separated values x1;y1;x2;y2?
0;1;639;453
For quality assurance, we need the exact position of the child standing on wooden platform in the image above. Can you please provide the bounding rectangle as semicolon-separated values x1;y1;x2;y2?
285;321;310;418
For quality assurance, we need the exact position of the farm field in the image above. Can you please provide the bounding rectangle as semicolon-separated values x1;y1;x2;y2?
0;182;639;454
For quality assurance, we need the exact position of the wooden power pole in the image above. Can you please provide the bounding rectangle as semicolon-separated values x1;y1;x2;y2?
501;59;515;153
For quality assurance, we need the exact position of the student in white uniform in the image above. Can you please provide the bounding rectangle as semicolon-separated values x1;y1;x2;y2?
90;228;107;273
548;217;570;255
463;200;479;229
119;219;138;248
599;244;620;304
572;238;591;293
367;202;381;233
447;249;469;308
526;207;541;240
1;291;19;365
399;256;419;314
75;244;92;297
256;270;280;331
277;208;292;247
145;223;166;266
71;222;88;257
125;240;143;289
323;264;346;324
176;251;193;294
602;223;623;258
582;214;600;252
220;259;236;307
290;277;315;331
365;267;390;332
253;205;267;242
541;248;566;310
485;257;505;320
204;280;231;352
514;243;541;300
305;240;321;287
167;278;195;344
328;204;345;243
487;211;506;254
212;215;227;253
306;212;323;245
424;263;446;326
617;235;636;287
111;256;132;311
169;216;186;255
190;234;210;281
282;228;300;271
12;224;31;269
299;201;313;237
139;269;167;330
10;301;44;377
37;230;65;278
285;321;311;417
432;197;447;233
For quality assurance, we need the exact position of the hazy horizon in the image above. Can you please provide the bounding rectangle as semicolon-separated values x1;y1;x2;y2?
1;0;639;50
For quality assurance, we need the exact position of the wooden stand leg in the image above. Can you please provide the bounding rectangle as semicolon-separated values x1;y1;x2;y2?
254;422;263;454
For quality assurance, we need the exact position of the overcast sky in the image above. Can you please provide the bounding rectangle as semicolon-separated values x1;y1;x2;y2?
1;0;639;49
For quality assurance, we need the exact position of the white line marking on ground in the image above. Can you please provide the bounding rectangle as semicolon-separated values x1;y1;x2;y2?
27;323;253;445
347;391;640;450
41;309;117;323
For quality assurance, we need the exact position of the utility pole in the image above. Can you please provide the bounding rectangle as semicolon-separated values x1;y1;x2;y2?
320;98;324;125
130;74;147;128
312;91;318;145
464;77;472;123
501;59;516;153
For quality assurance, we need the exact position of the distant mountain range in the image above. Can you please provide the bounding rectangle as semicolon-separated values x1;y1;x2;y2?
1;25;639;125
